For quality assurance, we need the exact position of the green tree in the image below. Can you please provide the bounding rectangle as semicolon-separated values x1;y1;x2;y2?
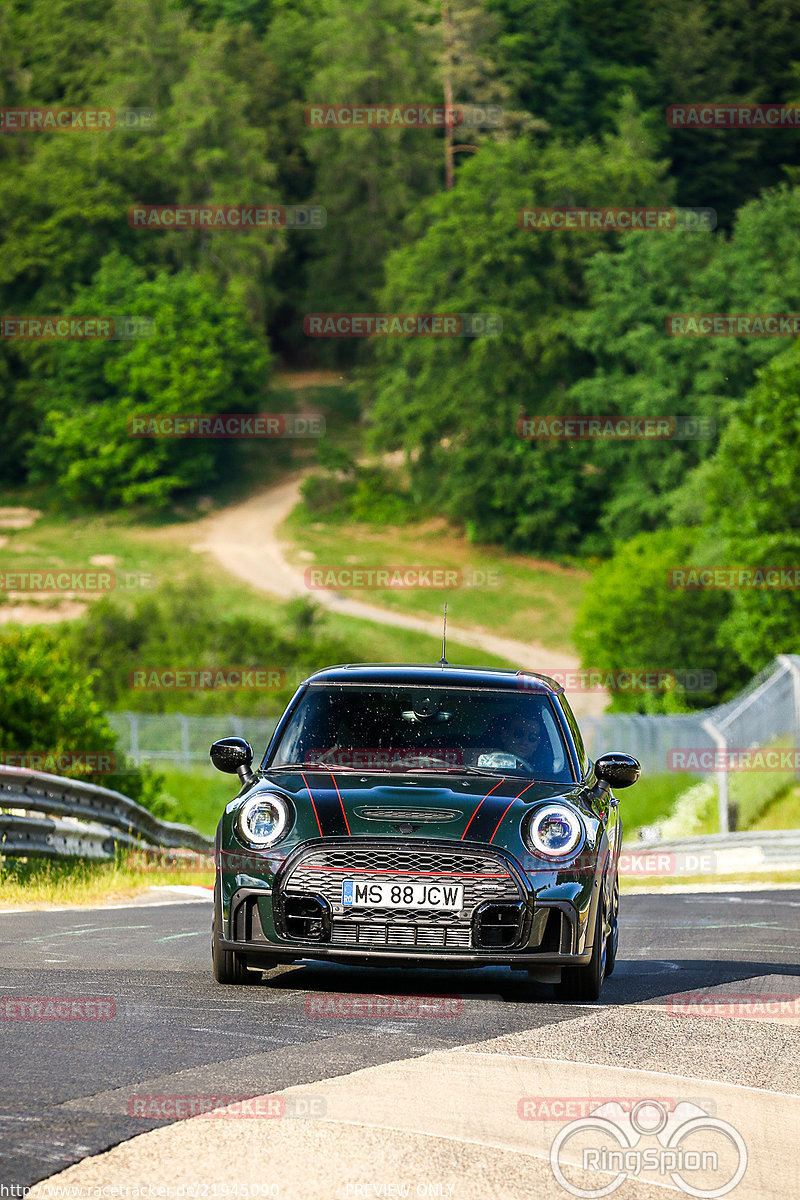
367;102;671;552
301;0;440;324
0;626;166;814
574;528;744;713
26;253;272;509
569;184;800;548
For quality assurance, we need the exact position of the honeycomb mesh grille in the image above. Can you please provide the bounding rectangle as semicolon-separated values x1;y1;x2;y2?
282;841;523;951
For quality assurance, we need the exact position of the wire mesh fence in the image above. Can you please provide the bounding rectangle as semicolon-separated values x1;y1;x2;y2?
583;654;800;832
107;712;278;770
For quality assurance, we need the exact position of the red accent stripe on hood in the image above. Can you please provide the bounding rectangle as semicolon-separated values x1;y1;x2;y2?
300;771;323;837
461;779;506;840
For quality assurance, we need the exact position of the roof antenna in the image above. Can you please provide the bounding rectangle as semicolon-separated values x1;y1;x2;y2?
437;602;449;666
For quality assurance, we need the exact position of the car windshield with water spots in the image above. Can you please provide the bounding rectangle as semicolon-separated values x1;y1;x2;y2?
267;684;574;782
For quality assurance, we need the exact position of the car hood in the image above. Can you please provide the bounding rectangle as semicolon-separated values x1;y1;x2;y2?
260;768;581;842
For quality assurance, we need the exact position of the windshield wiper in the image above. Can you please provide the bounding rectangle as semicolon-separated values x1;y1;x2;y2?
266;762;502;776
404;765;505;777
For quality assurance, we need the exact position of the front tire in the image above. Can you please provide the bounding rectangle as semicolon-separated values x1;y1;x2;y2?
605;880;619;977
212;881;261;985
557;899;605;1002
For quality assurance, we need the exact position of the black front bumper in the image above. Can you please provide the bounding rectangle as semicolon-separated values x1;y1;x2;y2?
219;836;600;969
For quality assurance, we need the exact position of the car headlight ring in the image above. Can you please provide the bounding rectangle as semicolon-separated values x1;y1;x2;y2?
235;791;292;849
524;804;584;858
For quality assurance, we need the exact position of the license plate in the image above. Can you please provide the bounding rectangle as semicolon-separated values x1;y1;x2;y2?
342;879;463;910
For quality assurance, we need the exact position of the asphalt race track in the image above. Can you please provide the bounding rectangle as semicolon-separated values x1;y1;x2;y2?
2;889;800;1199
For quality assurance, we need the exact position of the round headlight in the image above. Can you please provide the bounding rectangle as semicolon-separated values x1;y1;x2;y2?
525;804;583;858
235;792;291;849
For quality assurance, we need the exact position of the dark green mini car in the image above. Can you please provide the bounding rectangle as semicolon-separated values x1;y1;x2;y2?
210;664;640;1000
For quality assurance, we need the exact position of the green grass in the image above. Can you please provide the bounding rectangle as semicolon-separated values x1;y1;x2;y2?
746;784;800;832
159;765;237;837
621;868;800;891
0;494;516;673
284;506;587;653
619;773;700;838
0;853;213;907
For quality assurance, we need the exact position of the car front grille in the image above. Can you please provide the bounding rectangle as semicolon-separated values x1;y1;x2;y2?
279;841;525;951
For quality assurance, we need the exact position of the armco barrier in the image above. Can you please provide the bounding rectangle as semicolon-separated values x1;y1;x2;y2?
0;765;213;861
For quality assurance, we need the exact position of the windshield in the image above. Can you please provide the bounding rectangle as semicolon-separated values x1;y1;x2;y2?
267;683;574;781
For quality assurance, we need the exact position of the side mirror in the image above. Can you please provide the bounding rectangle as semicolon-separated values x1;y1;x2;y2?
210;737;254;783
594;752;641;790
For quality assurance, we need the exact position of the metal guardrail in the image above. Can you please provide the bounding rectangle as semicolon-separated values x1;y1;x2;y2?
626;829;800;874
0;766;213;862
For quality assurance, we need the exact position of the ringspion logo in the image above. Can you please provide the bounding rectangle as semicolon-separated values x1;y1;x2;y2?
549;1100;746;1198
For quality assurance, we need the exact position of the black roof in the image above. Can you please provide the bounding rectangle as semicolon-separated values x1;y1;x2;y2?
301;663;564;695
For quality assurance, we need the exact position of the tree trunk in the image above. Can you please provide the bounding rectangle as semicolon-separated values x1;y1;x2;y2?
442;0;455;190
